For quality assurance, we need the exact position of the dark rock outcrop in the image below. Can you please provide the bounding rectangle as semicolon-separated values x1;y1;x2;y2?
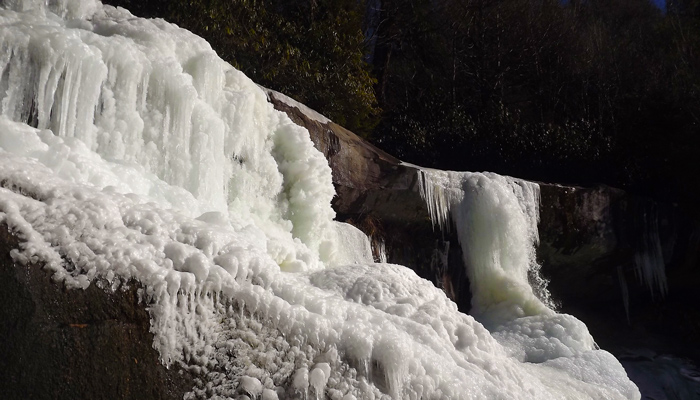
0;225;194;400
536;184;700;363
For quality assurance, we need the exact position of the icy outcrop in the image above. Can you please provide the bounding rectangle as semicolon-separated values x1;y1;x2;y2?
0;1;640;399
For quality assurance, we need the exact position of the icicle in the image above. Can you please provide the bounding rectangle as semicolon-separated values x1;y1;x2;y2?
617;265;631;324
634;204;668;299
371;237;387;263
309;363;330;400
430;240;450;274
292;367;309;400
417;169;452;233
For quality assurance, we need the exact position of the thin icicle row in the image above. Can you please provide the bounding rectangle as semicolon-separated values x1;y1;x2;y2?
417;169;453;233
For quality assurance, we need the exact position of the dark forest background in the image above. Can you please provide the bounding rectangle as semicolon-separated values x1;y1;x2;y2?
105;0;700;216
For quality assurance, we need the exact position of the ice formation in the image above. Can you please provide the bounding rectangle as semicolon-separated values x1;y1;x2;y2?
633;205;668;299
0;1;640;399
417;169;555;326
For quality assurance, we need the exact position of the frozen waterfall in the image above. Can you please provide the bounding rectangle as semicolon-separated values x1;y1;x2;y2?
0;1;640;399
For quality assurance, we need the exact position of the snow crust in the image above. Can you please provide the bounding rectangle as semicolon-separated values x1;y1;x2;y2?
0;1;639;399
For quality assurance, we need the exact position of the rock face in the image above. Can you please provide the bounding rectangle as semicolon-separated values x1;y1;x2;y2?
0;225;193;400
268;90;700;366
538;184;700;361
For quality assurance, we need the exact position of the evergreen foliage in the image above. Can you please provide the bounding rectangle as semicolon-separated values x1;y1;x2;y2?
370;0;700;208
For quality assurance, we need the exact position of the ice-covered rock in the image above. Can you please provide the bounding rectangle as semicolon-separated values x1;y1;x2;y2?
0;1;642;399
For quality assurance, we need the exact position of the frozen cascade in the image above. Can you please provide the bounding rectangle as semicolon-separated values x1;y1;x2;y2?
417;169;555;325
0;1;640;399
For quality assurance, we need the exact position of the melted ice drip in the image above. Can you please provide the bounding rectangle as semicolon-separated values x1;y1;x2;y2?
0;1;641;399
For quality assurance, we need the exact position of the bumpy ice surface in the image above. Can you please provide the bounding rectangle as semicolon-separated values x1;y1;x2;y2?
0;1;640;399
